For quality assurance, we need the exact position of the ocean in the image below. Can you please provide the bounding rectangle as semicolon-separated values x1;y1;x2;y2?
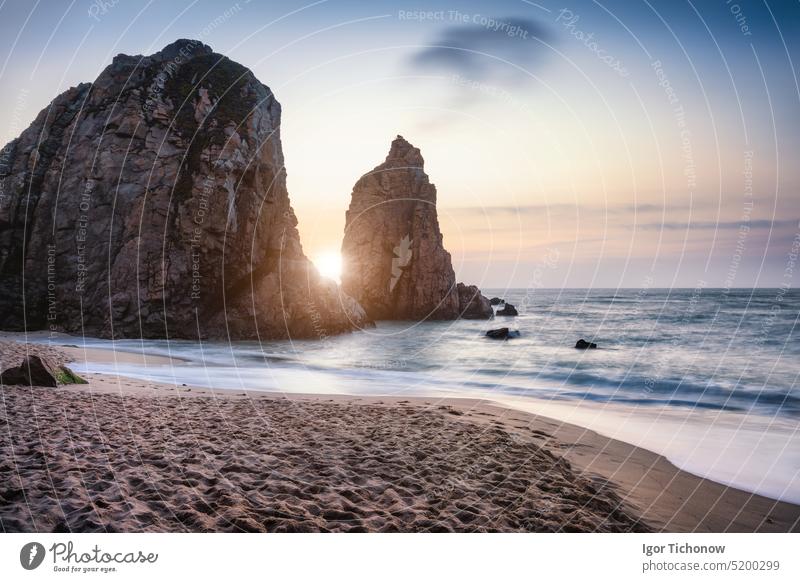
56;288;800;503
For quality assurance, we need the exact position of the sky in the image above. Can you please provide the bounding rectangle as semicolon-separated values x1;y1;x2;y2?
1;0;799;288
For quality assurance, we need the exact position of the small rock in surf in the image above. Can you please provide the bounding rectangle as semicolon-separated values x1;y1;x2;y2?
575;339;597;349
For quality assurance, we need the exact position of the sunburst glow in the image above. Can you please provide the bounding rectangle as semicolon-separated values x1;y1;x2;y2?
313;250;343;284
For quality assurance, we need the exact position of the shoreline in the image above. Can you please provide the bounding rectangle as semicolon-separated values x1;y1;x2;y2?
1;335;798;532
55;335;800;505
65;376;800;532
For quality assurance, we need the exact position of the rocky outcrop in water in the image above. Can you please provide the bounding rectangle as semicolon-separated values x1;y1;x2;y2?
457;284;493;319
496;302;518;316
575;339;597;349
340;136;492;321
0;39;369;340
485;328;519;340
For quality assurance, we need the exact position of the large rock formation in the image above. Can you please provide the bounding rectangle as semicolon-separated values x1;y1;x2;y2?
0;39;369;340
340;136;492;320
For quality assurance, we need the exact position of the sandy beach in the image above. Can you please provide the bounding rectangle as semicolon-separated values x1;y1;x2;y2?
1;339;798;533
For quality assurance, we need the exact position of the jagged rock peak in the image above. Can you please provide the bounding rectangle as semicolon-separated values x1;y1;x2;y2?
385;135;425;167
151;38;214;60
109;39;213;68
341;136;492;321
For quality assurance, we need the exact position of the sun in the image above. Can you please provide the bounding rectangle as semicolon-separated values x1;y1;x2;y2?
313;250;343;284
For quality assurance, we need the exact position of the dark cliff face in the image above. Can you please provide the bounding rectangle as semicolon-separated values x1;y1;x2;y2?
340;136;492;321
0;39;368;340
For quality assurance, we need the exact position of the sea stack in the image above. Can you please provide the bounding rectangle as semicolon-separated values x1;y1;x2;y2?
340;136;492;320
0;39;369;340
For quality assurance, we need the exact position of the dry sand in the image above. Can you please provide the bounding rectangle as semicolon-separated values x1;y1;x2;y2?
1;340;798;533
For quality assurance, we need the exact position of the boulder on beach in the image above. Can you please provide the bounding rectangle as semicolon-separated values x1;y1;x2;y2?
575;339;597;349
489;297;504;306
496;303;518;316
0;355;86;386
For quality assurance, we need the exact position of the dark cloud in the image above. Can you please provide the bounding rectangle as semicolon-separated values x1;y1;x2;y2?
411;16;552;82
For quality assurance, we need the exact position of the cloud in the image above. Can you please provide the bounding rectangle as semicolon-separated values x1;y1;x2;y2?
638;219;800;231
446;205;800;233
446;202;702;217
410;16;552;83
